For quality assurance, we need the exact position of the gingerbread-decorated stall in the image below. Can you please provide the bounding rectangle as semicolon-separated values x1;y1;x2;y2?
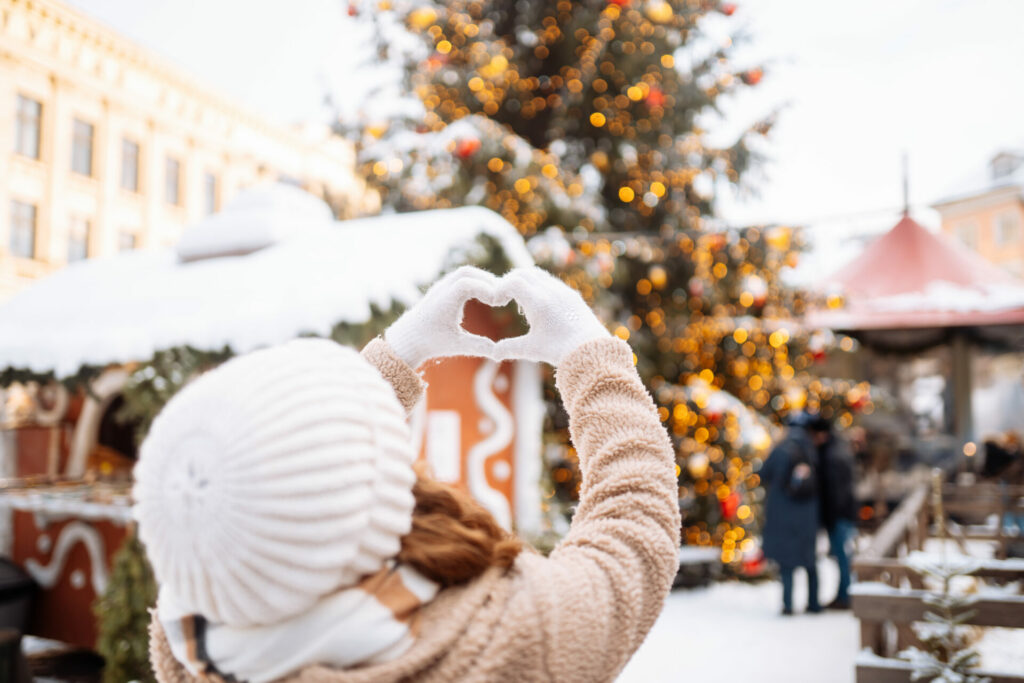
0;185;543;649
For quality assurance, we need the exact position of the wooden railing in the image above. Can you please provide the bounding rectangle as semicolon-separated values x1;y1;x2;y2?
941;483;1024;560
852;479;1024;683
858;482;930;561
854;586;1024;683
855;557;1024;589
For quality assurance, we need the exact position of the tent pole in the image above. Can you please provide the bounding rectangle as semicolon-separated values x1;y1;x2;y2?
950;331;974;464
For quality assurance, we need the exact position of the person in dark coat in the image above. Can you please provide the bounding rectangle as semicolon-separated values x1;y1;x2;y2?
761;415;821;615
808;415;858;609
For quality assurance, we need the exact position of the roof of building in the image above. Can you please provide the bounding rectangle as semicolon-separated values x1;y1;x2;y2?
808;215;1024;331
932;150;1024;207
0;186;533;378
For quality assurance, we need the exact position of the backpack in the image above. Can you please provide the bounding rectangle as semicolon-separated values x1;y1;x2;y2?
784;437;818;500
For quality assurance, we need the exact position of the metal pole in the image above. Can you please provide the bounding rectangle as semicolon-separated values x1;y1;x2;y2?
902;152;910;217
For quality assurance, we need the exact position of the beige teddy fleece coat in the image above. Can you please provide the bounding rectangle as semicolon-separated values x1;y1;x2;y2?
149;337;681;683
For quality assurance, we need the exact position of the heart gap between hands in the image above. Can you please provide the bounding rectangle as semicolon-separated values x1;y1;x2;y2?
461;298;530;343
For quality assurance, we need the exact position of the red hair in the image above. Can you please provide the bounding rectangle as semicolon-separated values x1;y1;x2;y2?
397;473;522;587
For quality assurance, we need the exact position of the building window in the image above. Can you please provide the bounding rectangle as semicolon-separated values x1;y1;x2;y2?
15;95;42;159
165;156;181;205
9;201;37;259
203;172;218;214
996;213;1021;247
71;118;94;176
955;222;978;250
991;153;1022;180
121;139;140;192
118;231;137;252
68;216;90;262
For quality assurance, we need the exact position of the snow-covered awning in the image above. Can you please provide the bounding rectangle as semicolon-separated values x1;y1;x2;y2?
807;215;1024;332
0;188;532;378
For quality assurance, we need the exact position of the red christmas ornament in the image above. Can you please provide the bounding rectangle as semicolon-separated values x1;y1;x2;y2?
741;549;765;577
720;492;741;520
347;3;358;16
425;54;448;70
741;68;763;86
719;3;738;16
454;137;481;159
607;0;630;5
645;86;666;108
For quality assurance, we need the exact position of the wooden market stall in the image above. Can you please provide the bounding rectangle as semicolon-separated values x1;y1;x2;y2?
808;213;1024;481
0;185;544;648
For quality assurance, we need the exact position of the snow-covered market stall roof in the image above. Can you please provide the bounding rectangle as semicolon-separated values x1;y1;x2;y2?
0;185;533;380
807;215;1024;347
806;213;1024;444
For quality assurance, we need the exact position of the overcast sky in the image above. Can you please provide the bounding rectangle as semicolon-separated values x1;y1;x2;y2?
66;0;1024;243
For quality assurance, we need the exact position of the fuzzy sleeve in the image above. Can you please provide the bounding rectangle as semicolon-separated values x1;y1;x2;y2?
514;337;681;681
360;337;427;415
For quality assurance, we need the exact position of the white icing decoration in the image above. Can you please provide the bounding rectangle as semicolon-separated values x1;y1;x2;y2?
467;361;514;529
24;521;108;595
36;534;51;554
492;460;512;482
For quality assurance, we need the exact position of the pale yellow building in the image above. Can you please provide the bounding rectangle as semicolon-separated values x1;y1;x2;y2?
1;0;376;299
933;150;1024;276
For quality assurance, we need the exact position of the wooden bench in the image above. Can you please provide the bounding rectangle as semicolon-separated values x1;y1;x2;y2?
672;546;720;589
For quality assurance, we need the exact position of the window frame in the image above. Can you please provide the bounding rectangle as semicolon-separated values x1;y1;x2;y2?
995;213;1021;247
14;94;42;160
118;230;138;252
203;171;219;214
67;216;91;263
121;138;141;193
165;155;182;206
9;200;38;260
954;221;978;250
71;117;95;177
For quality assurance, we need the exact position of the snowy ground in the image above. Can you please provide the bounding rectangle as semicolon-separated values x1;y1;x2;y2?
620;558;858;683
621;538;1024;682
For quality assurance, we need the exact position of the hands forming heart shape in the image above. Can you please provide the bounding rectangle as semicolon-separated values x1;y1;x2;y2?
384;266;611;369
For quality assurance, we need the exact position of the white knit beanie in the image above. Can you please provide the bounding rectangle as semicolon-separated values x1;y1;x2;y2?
133;338;417;627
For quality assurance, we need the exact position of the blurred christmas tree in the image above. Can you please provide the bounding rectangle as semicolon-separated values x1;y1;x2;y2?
339;0;871;566
900;552;991;683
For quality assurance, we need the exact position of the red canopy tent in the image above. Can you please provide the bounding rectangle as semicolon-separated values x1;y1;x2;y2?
809;215;1024;333
808;215;1024;445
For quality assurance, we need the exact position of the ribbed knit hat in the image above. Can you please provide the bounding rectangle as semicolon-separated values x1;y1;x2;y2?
133;338;416;627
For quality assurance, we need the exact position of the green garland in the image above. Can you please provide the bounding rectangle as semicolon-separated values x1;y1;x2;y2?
93;527;157;683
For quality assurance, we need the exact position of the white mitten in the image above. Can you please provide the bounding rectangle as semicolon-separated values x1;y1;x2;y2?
385;266;504;369
494;267;611;366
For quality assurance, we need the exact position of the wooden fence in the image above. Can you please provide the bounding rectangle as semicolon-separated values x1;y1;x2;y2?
942;483;1024;559
852;479;1024;683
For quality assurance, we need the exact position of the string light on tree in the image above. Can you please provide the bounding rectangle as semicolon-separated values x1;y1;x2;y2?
339;0;869;568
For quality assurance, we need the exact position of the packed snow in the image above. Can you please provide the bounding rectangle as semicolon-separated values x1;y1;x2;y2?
868;280;1024;315
0;187;532;377
620;542;1024;682
619;559;859;683
175;183;335;261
